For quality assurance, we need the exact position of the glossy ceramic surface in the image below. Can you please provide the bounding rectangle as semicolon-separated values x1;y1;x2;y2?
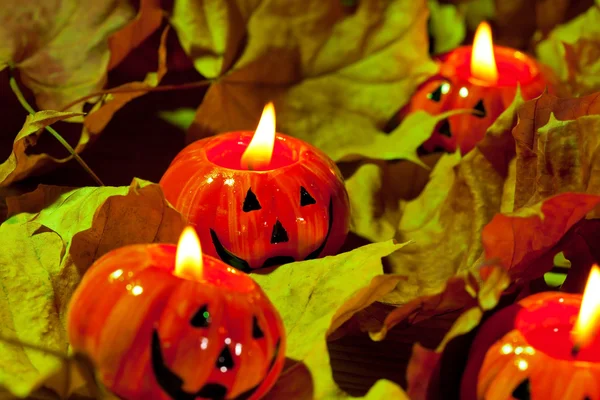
67;244;286;400
160;132;350;271
399;45;551;154
462;292;600;400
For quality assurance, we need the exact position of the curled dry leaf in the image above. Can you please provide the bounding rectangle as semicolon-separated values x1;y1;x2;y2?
382;90;523;305
0;0;135;112
0;111;83;187
483;192;600;282
511;91;600;215
536;4;600;96
167;0;437;162
108;0;164;70
0;179;184;397
252;240;410;400
345;154;442;244
428;0;467;55
401;266;510;400
83;26;170;137
344;110;475;245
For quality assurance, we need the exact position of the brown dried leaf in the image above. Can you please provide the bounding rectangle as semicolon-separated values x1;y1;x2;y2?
399;266;509;400
536;4;600;96
0;111;83;187
382;91;523;305
511;91;600;215
168;0;437;162
0;179;184;397
83;26;170;136
253;240;410;400
0;1;135;112
108;0;164;70
483;193;600;282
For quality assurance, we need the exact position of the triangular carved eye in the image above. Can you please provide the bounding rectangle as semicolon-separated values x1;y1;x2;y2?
252;316;265;339
512;378;530;400
300;186;316;206
216;345;234;370
438;119;452;137
427;81;450;102
243;188;261;212
190;305;211;328
473;99;486;118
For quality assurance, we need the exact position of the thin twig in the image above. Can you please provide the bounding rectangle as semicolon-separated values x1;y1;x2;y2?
9;73;104;186
59;79;214;112
0;332;69;359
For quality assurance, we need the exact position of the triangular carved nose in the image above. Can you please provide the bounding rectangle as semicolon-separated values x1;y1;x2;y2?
271;220;289;244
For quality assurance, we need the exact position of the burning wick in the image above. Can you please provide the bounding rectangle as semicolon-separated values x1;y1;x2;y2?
241;102;276;171
471;21;499;85
175;226;203;281
571;264;600;357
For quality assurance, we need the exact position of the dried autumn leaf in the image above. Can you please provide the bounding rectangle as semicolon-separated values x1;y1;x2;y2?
167;0;437;162
252;240;410;399
511;92;600;216
380;89;523;305
83;26;170;136
536;4;600;97
428;0;467;55
482;192;600;282
0;179;184;397
108;0;164;70
383;148;503;304
399;266;510;400
0;0;135;112
0;111;83;187
345;154;442;244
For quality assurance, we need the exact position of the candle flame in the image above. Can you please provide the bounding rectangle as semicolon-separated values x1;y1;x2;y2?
573;264;600;347
175;226;203;281
240;102;276;170
471;22;498;84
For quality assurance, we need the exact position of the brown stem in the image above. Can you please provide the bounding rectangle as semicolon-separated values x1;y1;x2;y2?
59;79;214;112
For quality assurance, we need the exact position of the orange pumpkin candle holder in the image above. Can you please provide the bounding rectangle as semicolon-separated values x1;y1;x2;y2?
461;266;600;400
401;22;551;154
68;228;286;400
160;103;350;272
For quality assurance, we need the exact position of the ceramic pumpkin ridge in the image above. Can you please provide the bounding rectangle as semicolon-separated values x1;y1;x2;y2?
461;292;600;400
159;132;350;271
67;243;286;400
398;45;552;154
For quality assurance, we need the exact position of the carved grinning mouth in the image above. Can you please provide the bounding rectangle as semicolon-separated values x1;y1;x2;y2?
209;199;334;272
151;329;281;400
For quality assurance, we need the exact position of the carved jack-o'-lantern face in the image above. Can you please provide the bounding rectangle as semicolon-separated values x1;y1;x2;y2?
461;292;600;400
67;244;286;400
396;46;550;154
160;132;350;271
404;78;507;154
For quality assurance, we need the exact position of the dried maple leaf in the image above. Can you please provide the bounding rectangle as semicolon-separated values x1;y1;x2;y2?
252;240;411;399
166;0;437;162
367;265;510;400
381;91;523;305
536;4;600;96
428;0;467;55
83;26;170;136
0;179;184;397
511;91;600;215
0;0;135;112
483;193;600;282
108;0;164;70
0;111;84;187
